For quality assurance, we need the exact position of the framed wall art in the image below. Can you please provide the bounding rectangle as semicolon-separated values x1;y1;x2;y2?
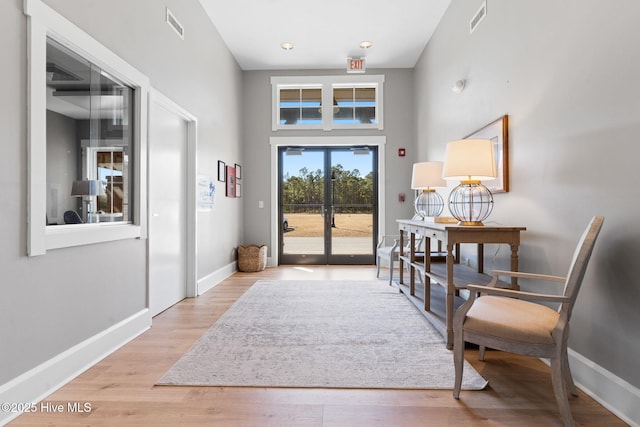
234;163;242;180
218;161;226;182
464;114;509;193
226;165;236;198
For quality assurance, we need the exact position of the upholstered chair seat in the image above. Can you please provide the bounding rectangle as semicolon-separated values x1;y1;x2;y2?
464;296;559;346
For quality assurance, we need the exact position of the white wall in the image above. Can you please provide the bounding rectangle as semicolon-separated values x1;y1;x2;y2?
0;0;242;402
415;0;640;422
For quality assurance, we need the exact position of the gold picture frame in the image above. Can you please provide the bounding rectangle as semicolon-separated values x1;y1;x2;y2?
464;115;509;193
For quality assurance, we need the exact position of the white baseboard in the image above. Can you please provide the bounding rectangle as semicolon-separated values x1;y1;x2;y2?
0;309;151;426
197;261;237;295
568;348;640;426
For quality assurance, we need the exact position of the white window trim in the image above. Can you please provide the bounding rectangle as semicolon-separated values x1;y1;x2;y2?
271;75;385;131
25;0;149;256
273;82;324;131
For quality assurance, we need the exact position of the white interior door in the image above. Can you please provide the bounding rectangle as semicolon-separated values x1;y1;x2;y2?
149;100;187;316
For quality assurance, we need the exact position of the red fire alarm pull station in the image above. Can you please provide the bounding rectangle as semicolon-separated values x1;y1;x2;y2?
398;148;406;157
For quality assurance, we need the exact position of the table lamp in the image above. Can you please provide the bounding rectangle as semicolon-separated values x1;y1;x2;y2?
442;139;496;226
71;179;104;223
411;161;447;218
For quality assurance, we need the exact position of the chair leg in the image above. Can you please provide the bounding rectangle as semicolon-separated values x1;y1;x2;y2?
453;330;465;399
551;354;575;427
376;255;381;278
478;345;486;361
388;256;394;286
562;344;578;397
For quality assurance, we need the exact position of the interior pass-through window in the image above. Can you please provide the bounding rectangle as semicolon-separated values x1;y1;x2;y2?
46;38;134;226
26;0;150;256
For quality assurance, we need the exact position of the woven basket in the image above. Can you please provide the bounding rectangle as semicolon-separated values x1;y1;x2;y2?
237;244;267;272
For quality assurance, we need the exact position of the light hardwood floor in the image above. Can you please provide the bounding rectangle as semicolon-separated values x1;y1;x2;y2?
11;266;625;426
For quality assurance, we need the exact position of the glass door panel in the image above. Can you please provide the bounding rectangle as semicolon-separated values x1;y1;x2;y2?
280;149;326;264
329;148;375;263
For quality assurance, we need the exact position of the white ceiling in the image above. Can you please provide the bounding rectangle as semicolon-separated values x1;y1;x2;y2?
198;0;451;71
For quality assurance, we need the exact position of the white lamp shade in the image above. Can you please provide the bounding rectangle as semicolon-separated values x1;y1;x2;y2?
442;139;497;181
411;161;447;189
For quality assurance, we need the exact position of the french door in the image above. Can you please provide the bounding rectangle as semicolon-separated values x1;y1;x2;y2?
278;146;378;265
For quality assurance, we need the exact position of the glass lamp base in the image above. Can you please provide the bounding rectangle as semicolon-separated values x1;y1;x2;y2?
414;190;444;218
448;182;493;226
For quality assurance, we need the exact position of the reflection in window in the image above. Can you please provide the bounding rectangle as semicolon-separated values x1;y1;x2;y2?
96;149;126;220
46;38;134;225
333;86;377;125
279;87;322;125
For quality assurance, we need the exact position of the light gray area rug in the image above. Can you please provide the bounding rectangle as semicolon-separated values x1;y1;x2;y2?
157;280;487;390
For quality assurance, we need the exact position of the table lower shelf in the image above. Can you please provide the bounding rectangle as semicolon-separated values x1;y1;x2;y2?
396;262;512;347
394;279;467;342
400;258;513;291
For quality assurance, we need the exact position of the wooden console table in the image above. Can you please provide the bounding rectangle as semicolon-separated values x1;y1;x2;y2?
397;219;526;349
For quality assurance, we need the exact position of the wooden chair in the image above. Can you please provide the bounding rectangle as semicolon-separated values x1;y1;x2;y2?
453;216;604;427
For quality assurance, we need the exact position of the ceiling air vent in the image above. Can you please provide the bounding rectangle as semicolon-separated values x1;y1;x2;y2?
470;1;487;34
166;8;184;40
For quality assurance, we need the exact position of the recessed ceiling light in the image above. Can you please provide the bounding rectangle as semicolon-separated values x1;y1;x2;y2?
280;42;294;51
359;41;373;49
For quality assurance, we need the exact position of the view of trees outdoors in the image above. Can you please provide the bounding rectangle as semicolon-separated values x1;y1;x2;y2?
282;164;373;214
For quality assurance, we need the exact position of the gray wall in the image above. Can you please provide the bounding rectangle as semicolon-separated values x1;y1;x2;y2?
415;0;640;387
0;0;242;384
241;69;417;253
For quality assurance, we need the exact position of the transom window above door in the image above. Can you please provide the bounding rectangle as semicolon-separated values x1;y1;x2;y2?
271;75;384;131
333;86;377;126
279;87;322;126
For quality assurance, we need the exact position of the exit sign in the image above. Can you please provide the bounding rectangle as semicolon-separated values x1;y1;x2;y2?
347;57;365;73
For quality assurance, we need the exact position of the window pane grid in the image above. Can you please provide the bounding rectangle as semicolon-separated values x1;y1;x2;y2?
271;76;383;131
333;86;377;125
279;88;322;125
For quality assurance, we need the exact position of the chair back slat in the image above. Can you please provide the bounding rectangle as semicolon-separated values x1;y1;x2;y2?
560;215;604;320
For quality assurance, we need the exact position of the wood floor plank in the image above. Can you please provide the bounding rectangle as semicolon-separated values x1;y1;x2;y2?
9;266;625;426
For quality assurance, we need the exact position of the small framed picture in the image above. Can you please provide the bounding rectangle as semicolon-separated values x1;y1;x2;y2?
234;163;242;180
226;165;236;198
218;161;226;182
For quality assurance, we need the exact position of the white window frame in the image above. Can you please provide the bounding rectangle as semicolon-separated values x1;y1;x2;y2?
274;84;324;130
271;75;384;131
332;82;380;129
25;0;149;256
